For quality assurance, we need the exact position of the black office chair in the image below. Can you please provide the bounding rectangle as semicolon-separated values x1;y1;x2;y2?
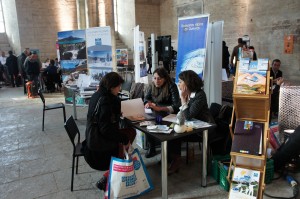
64;115;85;191
185;103;231;165
38;89;66;131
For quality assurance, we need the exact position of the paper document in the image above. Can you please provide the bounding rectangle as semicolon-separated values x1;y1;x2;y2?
162;114;177;123
185;119;212;129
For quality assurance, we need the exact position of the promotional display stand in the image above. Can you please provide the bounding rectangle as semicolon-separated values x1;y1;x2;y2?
227;61;271;199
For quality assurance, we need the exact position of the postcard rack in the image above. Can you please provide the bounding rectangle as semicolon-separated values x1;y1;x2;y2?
227;61;271;199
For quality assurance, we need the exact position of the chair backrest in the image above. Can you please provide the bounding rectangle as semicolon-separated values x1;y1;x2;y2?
38;89;45;104
64;116;81;148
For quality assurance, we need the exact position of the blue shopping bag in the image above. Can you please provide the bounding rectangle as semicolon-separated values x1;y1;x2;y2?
106;147;154;199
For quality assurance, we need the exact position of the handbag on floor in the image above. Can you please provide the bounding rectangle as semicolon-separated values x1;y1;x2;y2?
105;146;153;199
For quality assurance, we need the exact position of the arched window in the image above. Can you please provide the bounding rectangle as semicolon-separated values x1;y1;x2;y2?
0;1;5;33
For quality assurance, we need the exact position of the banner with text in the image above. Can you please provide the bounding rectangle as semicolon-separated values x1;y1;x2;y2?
86;26;112;86
175;15;209;82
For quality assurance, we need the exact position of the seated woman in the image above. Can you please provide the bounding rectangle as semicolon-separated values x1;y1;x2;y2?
168;70;216;174
144;67;181;158
43;59;58;92
84;72;136;191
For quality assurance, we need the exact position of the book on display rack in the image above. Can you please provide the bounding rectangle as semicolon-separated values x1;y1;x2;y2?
229;167;260;199
236;58;268;95
231;120;263;156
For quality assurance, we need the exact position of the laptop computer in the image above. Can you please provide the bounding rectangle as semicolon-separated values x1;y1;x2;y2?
121;98;155;121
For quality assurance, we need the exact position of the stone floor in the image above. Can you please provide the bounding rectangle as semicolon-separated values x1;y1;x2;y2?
0;86;299;199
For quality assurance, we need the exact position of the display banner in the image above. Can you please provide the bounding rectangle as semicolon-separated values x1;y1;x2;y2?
175;15;209;83
133;26;148;84
139;31;148;79
57;30;87;105
57;30;87;76
86;26;112;86
204;21;223;106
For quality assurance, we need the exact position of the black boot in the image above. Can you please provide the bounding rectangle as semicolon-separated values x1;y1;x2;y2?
96;176;107;191
145;146;157;158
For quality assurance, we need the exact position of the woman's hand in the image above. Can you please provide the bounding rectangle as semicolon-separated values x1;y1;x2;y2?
180;86;190;104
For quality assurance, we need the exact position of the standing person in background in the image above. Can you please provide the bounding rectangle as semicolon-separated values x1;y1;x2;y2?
170;46;177;71
222;41;230;77
18;48;31;94
0;51;9;85
270;59;283;119
24;51;42;96
146;48;152;74
54;58;59;67
230;38;243;75
6;51;20;87
249;46;257;60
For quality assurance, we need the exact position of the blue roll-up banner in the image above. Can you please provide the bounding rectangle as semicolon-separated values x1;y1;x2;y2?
175;15;209;83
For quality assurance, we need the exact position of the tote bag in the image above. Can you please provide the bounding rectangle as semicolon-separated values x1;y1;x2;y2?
106;148;153;199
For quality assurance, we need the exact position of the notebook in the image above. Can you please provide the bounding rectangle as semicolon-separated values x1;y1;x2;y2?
231;120;263;155
121;98;155;121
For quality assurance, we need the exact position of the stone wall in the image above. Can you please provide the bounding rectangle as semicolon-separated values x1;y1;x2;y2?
115;0;135;50
14;0;78;60
135;1;160;44
1;0;21;54
159;0;300;81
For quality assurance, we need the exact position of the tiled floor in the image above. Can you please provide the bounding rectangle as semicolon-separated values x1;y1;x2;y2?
0;86;299;199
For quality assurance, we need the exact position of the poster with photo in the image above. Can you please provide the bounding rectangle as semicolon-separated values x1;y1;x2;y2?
57;30;87;79
139;31;147;78
116;48;128;65
176;15;209;82
86;26;112;84
57;30;86;60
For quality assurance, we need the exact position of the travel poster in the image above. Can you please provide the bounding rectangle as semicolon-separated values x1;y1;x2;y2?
57;30;87;74
139;31;147;78
175;15;209;83
86;26;112;85
116;48;128;65
57;30;86;60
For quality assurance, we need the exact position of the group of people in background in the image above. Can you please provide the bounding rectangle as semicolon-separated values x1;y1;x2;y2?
0;48;62;94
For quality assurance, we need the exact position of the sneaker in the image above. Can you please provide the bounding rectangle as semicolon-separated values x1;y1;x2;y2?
96;176;107;191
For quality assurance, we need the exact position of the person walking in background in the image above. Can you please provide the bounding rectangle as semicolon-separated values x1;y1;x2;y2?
230;38;243;75
222;41;230;77
6;51;20;87
146;48;152;74
18;48;31;94
249;46;257;60
24;51;42;97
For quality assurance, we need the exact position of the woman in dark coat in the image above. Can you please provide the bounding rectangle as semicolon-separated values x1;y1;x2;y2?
84;72;136;190
168;70;216;174
144;67;181;158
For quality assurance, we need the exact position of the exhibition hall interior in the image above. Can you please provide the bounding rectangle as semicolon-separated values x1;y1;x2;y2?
0;0;300;198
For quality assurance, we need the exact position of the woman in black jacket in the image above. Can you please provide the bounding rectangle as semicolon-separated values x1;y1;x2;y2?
84;72;136;190
144;67;181;158
168;70;216;174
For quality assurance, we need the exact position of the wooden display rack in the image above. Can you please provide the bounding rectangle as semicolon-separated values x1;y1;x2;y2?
227;61;271;199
